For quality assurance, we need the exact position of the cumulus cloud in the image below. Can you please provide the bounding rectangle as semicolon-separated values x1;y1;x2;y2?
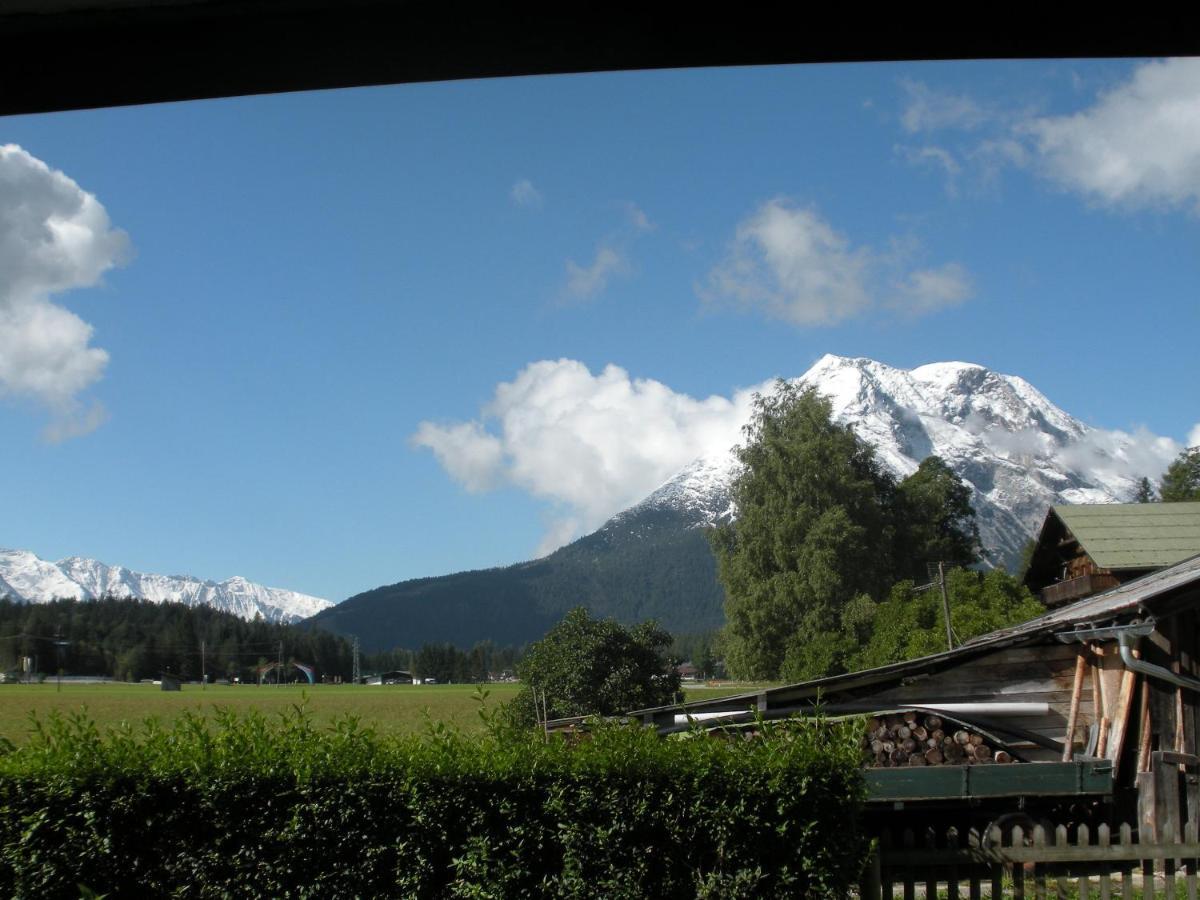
1020;58;1200;211
900;79;988;133
1188;423;1200;449
510;178;542;207
703;199;972;327
0;145;128;438
562;244;627;302
410;420;504;492
412;359;767;553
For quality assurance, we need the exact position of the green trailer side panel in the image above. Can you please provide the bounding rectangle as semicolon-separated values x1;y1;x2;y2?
866;761;1113;802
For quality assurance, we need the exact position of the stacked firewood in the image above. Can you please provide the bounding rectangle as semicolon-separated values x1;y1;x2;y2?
863;712;1015;767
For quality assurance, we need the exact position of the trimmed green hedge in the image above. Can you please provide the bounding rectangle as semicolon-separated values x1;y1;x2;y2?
0;703;867;898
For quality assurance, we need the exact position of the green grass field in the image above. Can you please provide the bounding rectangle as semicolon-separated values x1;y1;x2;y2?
0;682;521;743
0;681;760;743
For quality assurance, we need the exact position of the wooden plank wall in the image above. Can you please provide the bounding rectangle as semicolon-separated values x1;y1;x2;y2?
867;643;1091;762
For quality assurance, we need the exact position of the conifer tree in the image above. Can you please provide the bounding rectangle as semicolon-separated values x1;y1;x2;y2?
1133;476;1158;503
1160;447;1200;502
895;455;982;578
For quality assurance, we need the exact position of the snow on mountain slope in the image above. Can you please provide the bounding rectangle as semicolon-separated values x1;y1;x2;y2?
627;354;1171;568
0;549;331;623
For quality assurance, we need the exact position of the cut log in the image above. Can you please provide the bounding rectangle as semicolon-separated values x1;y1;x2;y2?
924;747;944;765
953;730;971;745
925;716;943;731
908;753;926;766
896;725;911;740
994;750;1013;764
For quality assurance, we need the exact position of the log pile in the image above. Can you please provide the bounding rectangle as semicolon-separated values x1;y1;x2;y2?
863;712;1015;767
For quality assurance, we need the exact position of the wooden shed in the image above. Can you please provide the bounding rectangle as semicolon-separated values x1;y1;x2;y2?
564;553;1200;833
1024;502;1200;607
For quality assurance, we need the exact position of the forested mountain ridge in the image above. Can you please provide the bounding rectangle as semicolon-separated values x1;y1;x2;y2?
308;504;722;652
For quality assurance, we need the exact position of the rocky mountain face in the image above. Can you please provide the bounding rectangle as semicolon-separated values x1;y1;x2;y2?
312;355;1155;649
631;354;1146;569
0;549;331;624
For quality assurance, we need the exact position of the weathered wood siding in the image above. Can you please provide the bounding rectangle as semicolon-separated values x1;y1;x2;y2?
866;643;1089;762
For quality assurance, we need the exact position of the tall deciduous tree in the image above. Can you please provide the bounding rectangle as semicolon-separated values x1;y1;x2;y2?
710;381;896;682
1160;447;1200;502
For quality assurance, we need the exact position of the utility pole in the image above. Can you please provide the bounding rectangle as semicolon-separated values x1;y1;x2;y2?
54;627;68;693
278;640;284;687
201;639;206;690
938;561;954;651
351;636;360;685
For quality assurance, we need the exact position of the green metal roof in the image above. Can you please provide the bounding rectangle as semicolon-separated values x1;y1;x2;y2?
1054;502;1200;570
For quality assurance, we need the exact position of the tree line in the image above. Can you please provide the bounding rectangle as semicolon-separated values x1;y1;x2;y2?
0;596;523;683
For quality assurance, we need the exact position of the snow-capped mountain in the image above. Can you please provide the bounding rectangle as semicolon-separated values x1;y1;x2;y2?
628;354;1167;568
0;549;331;624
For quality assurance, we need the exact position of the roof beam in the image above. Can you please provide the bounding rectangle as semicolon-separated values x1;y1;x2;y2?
3;4;1199;116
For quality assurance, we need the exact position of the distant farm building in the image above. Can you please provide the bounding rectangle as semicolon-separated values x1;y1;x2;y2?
361;670;412;685
1025;502;1200;606
160;673;182;692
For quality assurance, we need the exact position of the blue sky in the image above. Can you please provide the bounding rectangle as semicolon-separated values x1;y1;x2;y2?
1;58;1197;602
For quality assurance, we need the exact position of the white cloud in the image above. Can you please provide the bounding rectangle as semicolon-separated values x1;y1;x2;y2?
510;178;542;207
704;199;972;327
562;244;627;302
900;79;988;133
1020;58;1200;211
410;420;504;492
1187;423;1200;449
1058;425;1182;489
412;359;767;553
890;263;972;315
0;145;128;439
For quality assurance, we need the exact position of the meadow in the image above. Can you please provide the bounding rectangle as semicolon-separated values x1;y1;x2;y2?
0;681;755;743
0;682;521;743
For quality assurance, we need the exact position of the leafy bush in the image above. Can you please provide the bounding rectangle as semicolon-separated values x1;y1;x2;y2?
0;701;868;898
507;607;681;728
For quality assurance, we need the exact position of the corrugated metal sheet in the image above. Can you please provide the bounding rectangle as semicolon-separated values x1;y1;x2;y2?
1055;502;1200;571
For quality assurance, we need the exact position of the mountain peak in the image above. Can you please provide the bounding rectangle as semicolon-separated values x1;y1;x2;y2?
0;550;331;623
631;355;1157;569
